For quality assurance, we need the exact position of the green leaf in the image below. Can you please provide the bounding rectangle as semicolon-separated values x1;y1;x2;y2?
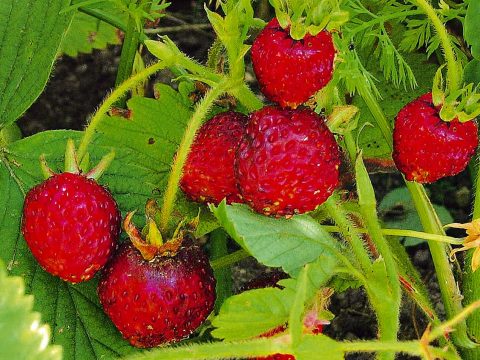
60;11;122;57
212;256;337;340
0;261;62;360
210;202;340;275
212;287;289;340
0;123;22;147
0;0;73;128
465;0;480;60
464;59;480;86
378;187;453;246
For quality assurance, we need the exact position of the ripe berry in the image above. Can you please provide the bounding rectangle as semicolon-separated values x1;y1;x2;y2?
251;18;335;108
22;172;120;283
235;106;341;216
393;93;479;183
98;239;216;348
181;111;248;205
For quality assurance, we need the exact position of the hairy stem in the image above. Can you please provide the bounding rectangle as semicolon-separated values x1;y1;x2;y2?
159;81;230;232
408;0;461;92
126;338;291;360
77;61;166;162
79;6;128;32
324;196;372;272
321;226;463;245
210;249;249;271
114;6;143;106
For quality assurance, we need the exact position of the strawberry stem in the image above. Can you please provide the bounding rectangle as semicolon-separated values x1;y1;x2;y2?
159;80;230;233
409;0;461;93
77;61;166;163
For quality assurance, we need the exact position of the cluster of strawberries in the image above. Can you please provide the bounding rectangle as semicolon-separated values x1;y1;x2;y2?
181;19;341;218
19;16;479;355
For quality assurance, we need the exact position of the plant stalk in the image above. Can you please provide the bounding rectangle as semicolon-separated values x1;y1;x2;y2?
114;5;143;107
408;0;461;92
159;80;230;233
77;61;166;162
323;196;372;273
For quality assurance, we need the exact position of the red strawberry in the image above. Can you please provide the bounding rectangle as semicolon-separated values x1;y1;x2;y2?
393;93;479;183
251;18;336;108
235;106;341;216
181;111;248;204
98;237;216;348
22;172;120;283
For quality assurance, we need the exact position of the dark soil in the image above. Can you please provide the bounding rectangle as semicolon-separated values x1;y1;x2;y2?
17;3;475;359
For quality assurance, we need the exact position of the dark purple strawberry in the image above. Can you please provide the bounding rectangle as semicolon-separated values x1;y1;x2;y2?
235;106;341;217
22;172;120;283
181;111;248;205
251;18;336;108
98;213;216;348
393;93;478;183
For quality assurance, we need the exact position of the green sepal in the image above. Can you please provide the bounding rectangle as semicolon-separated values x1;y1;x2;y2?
85;150;115;180
145;37;180;65
432;66;480;123
64;139;80;174
39;154;55;179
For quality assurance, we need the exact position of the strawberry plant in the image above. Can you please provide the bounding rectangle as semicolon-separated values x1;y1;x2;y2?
3;0;480;359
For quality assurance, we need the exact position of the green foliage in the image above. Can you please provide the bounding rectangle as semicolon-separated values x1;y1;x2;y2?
465;0;480;60
0;85;219;358
60;11;122;57
379;187;453;246
210;202;340;275
212;256;337;340
353;46;438;160
0;0;73;128
464;59;480;86
0;261;62;360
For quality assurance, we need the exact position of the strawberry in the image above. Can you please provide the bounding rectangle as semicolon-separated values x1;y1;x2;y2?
251;18;335;109
235;106;341;216
21;142;120;283
98;211;216;348
181;111;248;205
393;93;479;183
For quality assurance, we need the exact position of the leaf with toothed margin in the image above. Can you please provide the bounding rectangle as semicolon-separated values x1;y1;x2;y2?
0;260;62;359
210;202;340;276
0;0;73;128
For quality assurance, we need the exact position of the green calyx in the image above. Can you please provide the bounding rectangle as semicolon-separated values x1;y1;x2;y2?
270;0;349;39
40;138;115;180
432;66;480;123
124;199;199;261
